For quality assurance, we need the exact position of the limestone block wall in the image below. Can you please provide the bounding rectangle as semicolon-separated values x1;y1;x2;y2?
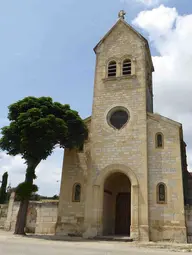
10;201;19;231
56;120;91;236
35;201;58;234
3;192;59;234
56;149;87;236
0;204;8;229
87;20;152;241
147;114;187;243
10;201;59;234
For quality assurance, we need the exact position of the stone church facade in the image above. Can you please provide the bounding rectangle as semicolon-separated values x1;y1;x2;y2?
56;13;188;242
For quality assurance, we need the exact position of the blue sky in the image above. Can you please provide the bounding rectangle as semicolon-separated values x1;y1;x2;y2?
0;0;192;196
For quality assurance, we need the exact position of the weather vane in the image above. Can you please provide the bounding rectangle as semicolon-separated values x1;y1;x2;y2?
118;10;126;20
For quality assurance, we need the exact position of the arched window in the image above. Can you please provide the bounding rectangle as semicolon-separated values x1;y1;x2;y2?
108;61;117;77
155;133;164;148
72;183;81;202
122;59;131;75
157;183;167;204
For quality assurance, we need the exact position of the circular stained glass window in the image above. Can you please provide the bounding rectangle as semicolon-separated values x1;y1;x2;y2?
108;108;129;129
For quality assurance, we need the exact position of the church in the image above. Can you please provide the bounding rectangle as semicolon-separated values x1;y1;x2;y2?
56;11;189;242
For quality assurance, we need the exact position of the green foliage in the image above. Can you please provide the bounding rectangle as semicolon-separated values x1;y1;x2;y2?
0;172;8;204
0;96;88;233
0;96;88;163
15;182;38;200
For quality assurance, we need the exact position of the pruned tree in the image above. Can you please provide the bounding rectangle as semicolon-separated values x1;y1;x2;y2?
0;96;88;235
0;172;8;204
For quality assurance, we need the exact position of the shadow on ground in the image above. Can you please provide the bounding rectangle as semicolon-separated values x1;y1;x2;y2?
25;234;133;243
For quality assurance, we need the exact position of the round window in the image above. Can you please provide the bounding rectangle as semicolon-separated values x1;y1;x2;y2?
108;107;129;129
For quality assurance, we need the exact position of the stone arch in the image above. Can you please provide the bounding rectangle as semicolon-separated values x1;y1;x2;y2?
95;163;138;187
93;164;139;240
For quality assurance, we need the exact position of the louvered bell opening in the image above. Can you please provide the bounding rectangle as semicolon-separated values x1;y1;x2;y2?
123;60;131;75
108;61;117;77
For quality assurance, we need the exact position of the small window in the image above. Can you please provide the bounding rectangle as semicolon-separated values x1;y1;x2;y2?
156;133;163;148
72;183;81;202
157;183;167;204
122;59;131;75
108;61;116;77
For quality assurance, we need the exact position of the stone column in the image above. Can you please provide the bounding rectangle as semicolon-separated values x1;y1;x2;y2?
83;184;101;238
92;185;101;235
4;192;15;231
130;184;139;240
117;61;122;76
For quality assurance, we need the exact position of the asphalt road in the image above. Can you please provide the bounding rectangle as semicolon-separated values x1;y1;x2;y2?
0;232;189;255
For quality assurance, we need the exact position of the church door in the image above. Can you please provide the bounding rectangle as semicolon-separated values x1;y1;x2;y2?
115;192;131;235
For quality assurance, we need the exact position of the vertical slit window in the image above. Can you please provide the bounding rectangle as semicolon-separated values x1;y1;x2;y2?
72;183;81;202
156;133;164;148
157;183;167;204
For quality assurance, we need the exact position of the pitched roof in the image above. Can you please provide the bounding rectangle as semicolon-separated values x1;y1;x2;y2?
94;18;154;71
84;116;91;123
147;112;182;127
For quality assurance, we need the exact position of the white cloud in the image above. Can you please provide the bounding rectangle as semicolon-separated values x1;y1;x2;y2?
0;148;63;196
133;5;177;37
136;0;164;6
133;5;192;169
122;0;167;7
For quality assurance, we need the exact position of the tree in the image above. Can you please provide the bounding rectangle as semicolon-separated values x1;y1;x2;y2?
0;172;8;204
0;97;88;235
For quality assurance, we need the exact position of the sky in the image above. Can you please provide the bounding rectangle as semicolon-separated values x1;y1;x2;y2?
0;0;192;196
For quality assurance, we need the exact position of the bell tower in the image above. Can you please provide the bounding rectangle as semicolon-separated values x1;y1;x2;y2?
84;12;154;240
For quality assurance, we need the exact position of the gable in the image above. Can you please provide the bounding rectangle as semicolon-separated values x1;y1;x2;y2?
94;18;154;71
147;112;181;128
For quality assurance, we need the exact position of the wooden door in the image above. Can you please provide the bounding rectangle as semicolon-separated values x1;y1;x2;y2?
115;192;131;236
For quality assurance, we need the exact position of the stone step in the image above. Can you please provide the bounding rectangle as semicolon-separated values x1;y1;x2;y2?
91;236;133;242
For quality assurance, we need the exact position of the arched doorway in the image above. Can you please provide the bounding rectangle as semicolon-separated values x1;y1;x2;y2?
103;172;131;236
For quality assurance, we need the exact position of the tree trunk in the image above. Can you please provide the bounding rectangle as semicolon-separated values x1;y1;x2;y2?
14;160;40;235
14;199;29;235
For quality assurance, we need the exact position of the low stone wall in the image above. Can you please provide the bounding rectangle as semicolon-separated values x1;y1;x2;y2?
0;204;8;229
1;192;59;234
9;200;58;234
35;201;58;234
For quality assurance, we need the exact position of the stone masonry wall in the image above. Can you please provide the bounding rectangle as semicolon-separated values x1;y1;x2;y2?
10;201;58;234
147;114;187;242
2;192;58;234
56;120;91;236
0;204;8;229
86;20;150;240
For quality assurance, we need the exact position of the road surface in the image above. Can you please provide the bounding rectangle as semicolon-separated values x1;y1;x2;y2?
0;231;190;255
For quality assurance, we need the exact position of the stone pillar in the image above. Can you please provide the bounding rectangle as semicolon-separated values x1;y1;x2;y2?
131;184;139;240
117;61;122;76
83;185;101;238
92;185;101;235
4;192;15;231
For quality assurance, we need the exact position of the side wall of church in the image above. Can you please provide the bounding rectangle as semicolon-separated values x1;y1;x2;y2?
147;115;187;242
56;121;91;236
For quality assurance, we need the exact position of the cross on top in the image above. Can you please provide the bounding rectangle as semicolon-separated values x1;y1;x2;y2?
118;10;126;20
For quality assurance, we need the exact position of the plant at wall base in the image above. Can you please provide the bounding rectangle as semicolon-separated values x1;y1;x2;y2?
0;172;8;204
0;96;88;235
